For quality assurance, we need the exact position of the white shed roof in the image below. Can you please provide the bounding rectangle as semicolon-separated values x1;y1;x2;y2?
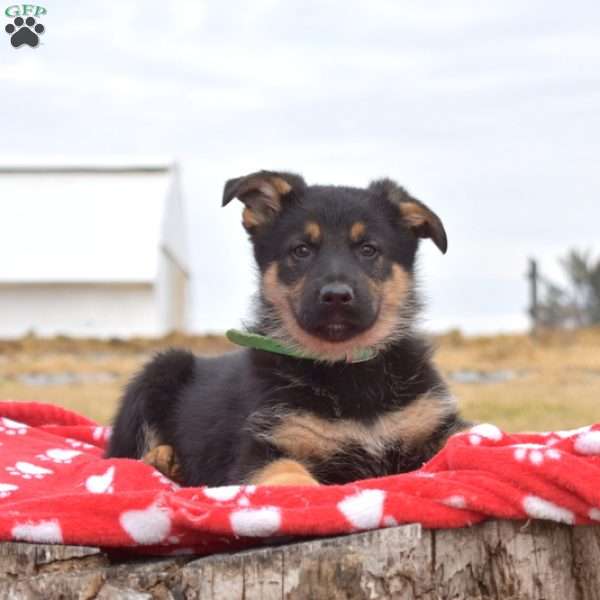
0;160;187;283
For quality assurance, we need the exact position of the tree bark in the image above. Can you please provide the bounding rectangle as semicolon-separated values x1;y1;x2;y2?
1;520;599;599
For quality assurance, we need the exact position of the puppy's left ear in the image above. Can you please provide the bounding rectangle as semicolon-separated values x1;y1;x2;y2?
222;170;305;233
369;179;448;254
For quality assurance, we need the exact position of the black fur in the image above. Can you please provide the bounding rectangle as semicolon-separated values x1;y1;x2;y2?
107;171;466;486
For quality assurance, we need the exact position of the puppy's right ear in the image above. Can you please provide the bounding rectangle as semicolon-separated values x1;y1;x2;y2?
222;170;306;232
369;178;448;254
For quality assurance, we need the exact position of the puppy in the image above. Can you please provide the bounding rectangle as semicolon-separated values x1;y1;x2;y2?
106;170;466;486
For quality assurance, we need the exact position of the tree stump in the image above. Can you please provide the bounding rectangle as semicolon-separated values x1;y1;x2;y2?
1;520;599;599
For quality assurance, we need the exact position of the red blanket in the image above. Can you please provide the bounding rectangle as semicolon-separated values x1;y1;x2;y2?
1;401;599;556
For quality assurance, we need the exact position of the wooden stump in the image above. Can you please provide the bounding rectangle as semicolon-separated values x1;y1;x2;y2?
1;521;599;599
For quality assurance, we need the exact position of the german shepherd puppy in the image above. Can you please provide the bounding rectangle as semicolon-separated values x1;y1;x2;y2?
106;170;466;486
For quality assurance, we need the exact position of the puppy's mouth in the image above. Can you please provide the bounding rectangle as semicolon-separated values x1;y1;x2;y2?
313;321;359;342
294;306;378;344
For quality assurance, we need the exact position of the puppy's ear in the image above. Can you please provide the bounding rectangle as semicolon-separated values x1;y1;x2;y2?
222;170;306;232
369;178;448;254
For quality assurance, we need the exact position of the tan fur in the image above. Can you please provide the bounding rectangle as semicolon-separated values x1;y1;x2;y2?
267;392;456;462
240;175;292;229
242;207;260;229
142;444;182;482
269;176;292;196
399;201;429;228
304;221;321;243
241;175;291;210
288;275;306;303
249;458;319;486
262;263;410;361
387;193;446;253
349;221;366;242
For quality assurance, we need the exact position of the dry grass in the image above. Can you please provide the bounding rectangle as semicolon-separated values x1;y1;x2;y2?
0;329;598;431
0;333;233;424
435;327;600;431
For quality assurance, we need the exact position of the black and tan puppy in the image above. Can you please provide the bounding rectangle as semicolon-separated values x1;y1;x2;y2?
106;170;466;486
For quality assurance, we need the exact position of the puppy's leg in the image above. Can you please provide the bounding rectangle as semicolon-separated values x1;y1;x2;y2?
106;349;195;460
249;459;319;486
142;443;182;483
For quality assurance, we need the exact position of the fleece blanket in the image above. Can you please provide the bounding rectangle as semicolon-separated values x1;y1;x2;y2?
0;401;600;556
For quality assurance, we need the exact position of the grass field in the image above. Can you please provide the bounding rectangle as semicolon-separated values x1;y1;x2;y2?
0;328;598;432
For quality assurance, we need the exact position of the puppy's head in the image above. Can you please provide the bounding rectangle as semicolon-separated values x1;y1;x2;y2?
223;170;447;361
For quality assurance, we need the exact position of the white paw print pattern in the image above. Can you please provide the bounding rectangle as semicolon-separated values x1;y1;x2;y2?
230;506;282;537
12;519;63;544
6;461;53;480
513;443;561;466
65;438;94;450
522;495;574;524
37;448;82;464
152;471;180;490
573;430;600;455
338;489;386;530
85;466;115;494
0;417;28;436
0;482;19;498
92;427;111;443
120;503;172;545
203;484;257;507
468;423;503;446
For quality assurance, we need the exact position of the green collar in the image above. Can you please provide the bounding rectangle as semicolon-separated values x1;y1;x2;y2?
225;329;378;364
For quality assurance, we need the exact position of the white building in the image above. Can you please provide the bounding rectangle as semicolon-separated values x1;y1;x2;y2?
0;160;189;338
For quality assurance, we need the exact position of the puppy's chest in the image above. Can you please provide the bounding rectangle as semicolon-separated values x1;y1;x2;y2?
268;410;388;462
253;388;452;481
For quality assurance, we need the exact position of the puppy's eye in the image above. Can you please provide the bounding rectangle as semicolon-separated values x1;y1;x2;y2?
359;244;378;258
292;244;312;259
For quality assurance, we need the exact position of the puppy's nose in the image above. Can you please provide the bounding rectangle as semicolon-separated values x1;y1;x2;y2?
319;283;354;306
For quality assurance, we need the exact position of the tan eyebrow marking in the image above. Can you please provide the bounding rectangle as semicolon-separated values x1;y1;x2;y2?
304;221;321;243
350;221;366;242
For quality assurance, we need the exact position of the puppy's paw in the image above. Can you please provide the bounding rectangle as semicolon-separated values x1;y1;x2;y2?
260;472;320;486
250;459;320;486
142;444;182;482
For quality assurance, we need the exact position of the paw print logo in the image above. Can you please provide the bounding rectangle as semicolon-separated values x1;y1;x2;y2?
5;16;45;48
37;448;82;464
202;484;257;506
514;443;561;466
152;471;180;491
65;438;94;450
92;426;111;443
6;461;53;480
85;466;115;494
0;418;28;436
0;482;19;498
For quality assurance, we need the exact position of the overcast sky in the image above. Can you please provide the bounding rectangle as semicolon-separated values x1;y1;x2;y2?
2;0;599;334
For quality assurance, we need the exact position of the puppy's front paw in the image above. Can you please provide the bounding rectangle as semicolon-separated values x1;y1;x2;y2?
250;459;320;486
142;444;182;482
